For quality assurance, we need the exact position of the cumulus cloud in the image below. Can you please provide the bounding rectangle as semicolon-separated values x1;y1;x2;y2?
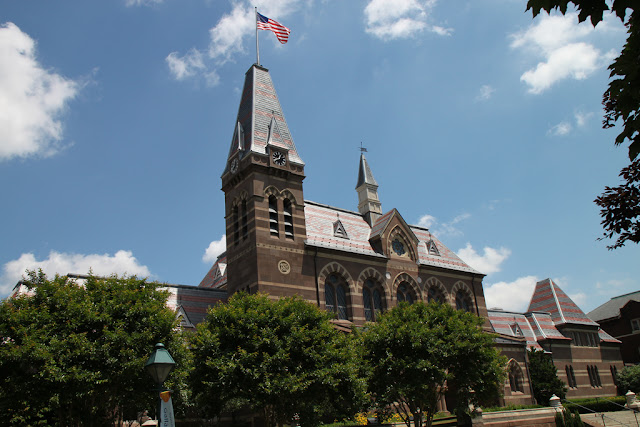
1;250;151;296
456;243;511;275
364;0;452;40
510;13;617;94
548;121;572;136
125;0;163;6
167;0;301;83
166;49;205;80
417;213;470;237
476;84;495;101
203;235;227;263
484;275;538;312
0;22;80;161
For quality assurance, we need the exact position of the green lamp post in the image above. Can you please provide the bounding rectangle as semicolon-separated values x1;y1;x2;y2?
145;343;176;421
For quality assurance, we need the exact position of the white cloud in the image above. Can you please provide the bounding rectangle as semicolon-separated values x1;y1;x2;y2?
166;49;205;80
484;275;538;312
548;121;572;136
364;0;452;40
416;212;470;237
510;13;615;94
574;110;594;127
417;214;437;228
203;235;227;263
1;250;151;296
167;1;301;83
569;292;587;308
456;243;511;275
476;84;495;101
125;0;163;6
0;22;80;161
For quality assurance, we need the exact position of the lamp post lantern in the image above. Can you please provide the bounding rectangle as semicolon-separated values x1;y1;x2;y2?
145;343;176;422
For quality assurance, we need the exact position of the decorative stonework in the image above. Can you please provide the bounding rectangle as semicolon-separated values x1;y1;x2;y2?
278;260;291;275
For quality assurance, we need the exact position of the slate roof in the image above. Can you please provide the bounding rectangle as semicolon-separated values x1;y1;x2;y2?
527;278;598;326
223;64;303;175
356;153;378;188
487;308;620;348
588;290;640;322
303;201;480;274
165;284;227;327
199;253;227;289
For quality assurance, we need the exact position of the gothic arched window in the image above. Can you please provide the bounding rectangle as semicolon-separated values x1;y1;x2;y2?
363;279;385;322
427;286;445;304
269;196;279;237
233;205;240;245
325;274;348;320
396;282;415;305
508;361;524;393
241;200;248;239
455;290;472;312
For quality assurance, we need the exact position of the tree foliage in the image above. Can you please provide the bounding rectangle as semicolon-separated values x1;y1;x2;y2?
361;302;506;427
190;292;367;427
616;364;640;394
526;1;639;248
0;270;190;426
527;348;567;405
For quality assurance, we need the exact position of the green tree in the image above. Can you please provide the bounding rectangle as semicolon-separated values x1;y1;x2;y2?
526;1;639;249
361;302;506;427
0;270;190;426
527;348;567;405
616;364;640;394
190;292;367;427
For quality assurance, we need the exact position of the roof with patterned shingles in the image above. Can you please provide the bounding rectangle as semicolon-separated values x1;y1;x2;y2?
303;201;480;274
527;278;598;326
223;64;303;176
199;253;227;289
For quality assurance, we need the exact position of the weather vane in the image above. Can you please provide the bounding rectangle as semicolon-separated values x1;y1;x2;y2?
359;142;367;153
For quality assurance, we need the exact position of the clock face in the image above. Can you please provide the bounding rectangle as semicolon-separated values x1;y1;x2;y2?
392;239;406;256
272;151;286;166
230;158;239;174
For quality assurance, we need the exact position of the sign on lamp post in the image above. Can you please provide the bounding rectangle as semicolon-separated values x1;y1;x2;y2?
145;343;176;427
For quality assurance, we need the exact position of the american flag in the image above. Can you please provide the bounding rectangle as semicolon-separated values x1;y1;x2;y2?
257;12;290;44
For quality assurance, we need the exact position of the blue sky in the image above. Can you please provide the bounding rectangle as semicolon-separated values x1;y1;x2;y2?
0;0;637;314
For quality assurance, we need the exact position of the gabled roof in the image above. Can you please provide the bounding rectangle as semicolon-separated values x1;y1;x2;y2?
303;201;479;274
487;309;545;350
527;278;597;326
223;64;303;175
369;209;418;245
356;152;378;188
165;284;227;326
588;290;640;322
199;253;227;289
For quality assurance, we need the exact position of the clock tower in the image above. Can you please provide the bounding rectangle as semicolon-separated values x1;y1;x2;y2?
221;64;311;299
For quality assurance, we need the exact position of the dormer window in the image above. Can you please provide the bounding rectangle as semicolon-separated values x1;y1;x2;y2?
333;219;349;239
510;323;522;336
427;239;440;256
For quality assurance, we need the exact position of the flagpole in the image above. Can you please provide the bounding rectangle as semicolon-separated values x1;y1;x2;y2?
255;7;260;66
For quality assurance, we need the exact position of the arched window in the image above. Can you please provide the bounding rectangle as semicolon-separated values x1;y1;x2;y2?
508;361;524;393
363;279;385;322
455;290;472;312
325;274;348;320
611;365;618;385
283;198;293;239
396;282;415;305
241;200;248;239
427;286;445;304
233;205;240;245
269;196;279;237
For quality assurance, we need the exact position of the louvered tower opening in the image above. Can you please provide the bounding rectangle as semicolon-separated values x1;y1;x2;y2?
233;205;240;245
241;200;248;239
283;198;293;239
269;196;279;237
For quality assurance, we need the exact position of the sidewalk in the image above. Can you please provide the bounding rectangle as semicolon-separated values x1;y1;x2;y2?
580;410;640;427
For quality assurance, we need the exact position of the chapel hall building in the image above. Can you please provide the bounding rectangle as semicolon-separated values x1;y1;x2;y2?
199;63;623;406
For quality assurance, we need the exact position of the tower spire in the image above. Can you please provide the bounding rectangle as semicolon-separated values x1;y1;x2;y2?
356;147;382;226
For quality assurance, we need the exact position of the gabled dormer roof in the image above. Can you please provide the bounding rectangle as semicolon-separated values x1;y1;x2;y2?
223;64;303;175
527;278;598;326
369;209;418;244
